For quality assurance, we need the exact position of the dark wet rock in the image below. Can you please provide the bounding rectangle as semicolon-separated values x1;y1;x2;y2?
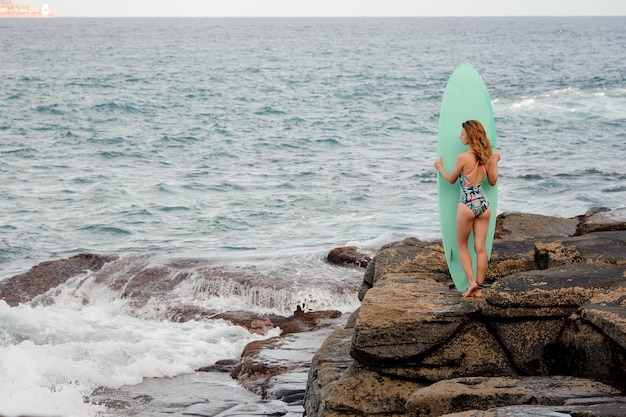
327;246;371;268
231;316;350;405
485;263;626;308
0;253;117;306
197;359;240;373
212;308;342;336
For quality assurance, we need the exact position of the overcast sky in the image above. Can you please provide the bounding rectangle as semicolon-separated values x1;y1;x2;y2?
48;0;626;17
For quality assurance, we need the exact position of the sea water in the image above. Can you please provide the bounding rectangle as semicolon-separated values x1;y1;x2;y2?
0;17;625;416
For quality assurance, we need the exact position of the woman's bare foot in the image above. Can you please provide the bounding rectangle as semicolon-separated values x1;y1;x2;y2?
462;283;482;298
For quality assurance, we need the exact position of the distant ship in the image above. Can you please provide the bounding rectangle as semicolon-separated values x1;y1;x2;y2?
0;0;56;17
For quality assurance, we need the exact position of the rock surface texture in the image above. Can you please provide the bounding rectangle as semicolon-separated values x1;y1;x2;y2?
305;208;626;417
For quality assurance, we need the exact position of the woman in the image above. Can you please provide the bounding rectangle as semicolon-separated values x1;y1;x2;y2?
434;120;500;297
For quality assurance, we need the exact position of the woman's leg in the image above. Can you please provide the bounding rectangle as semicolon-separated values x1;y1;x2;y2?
473;207;491;286
456;203;479;296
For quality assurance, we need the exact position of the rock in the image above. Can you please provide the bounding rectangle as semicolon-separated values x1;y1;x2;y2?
567;230;626;266
371;239;448;284
495;211;579;239
0;253;117;306
485;263;626;308
487;238;537;279
577;207;626;235
230;313;351;403
304;327;425;417
350;273;518;382
405;376;620;417
351;274;479;364
116;265;191;307
304;211;626;417
357;238;449;301
327;246;371;268
304;328;355;416
556;280;626;390
197;359;240;373
440;397;626;417
358;260;376;301
583;281;626;350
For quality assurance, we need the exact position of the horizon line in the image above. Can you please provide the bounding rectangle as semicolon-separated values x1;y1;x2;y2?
41;14;626;18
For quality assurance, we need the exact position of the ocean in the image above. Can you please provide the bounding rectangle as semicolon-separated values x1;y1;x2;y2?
1;16;625;417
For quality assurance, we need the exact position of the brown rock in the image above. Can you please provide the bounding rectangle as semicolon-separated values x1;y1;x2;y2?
583;281;626;350
441;397;626;417
306;212;626;417
0;253;117;306
327;246;371;268
495;212;579;239
351;275;478;364
382;320;516;382
213;309;342;335
371;239;448;286
487;318;565;375
305;327;424;417
405;376;620;417
118;265;190;307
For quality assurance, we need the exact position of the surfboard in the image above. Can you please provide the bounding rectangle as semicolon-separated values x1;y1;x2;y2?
437;63;497;293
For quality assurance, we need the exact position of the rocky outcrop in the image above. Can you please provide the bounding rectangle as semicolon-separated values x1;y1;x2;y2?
0;253;117;306
305;208;626;417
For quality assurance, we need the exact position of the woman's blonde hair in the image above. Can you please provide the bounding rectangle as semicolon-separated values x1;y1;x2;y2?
462;120;493;164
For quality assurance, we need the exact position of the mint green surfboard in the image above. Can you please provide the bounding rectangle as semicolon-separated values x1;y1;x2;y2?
437;63;497;293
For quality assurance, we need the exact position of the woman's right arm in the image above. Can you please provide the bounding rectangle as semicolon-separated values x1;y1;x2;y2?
487;151;500;186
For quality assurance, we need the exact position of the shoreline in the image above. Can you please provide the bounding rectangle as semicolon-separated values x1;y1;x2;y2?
1;207;625;417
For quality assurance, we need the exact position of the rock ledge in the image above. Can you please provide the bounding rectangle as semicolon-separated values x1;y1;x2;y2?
305;209;626;417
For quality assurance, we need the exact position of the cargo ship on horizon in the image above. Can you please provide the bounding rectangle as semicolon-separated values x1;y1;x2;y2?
0;0;56;17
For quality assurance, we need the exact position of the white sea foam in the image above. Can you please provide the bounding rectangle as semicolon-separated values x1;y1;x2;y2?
0;300;276;417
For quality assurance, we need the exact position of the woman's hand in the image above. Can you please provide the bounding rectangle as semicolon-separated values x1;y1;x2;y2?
487;152;500;186
434;156;443;171
435;155;458;184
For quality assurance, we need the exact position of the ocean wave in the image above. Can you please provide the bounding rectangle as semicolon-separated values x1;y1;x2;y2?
80;225;132;235
93;102;140;113
254;105;287;116
603;185;626;193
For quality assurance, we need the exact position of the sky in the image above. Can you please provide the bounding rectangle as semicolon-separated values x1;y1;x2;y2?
46;0;626;18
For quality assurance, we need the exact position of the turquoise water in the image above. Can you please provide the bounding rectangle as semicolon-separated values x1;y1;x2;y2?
0;17;625;416
1;17;625;276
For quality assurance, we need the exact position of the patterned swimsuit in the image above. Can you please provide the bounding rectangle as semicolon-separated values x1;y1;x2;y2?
459;159;489;217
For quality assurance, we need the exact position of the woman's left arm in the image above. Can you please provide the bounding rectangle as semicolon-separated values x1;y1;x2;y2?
435;155;465;185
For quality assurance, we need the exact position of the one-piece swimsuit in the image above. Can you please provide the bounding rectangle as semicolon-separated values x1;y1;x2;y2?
459;155;489;217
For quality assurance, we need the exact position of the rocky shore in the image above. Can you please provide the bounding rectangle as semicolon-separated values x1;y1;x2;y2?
1;208;624;417
306;207;626;417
